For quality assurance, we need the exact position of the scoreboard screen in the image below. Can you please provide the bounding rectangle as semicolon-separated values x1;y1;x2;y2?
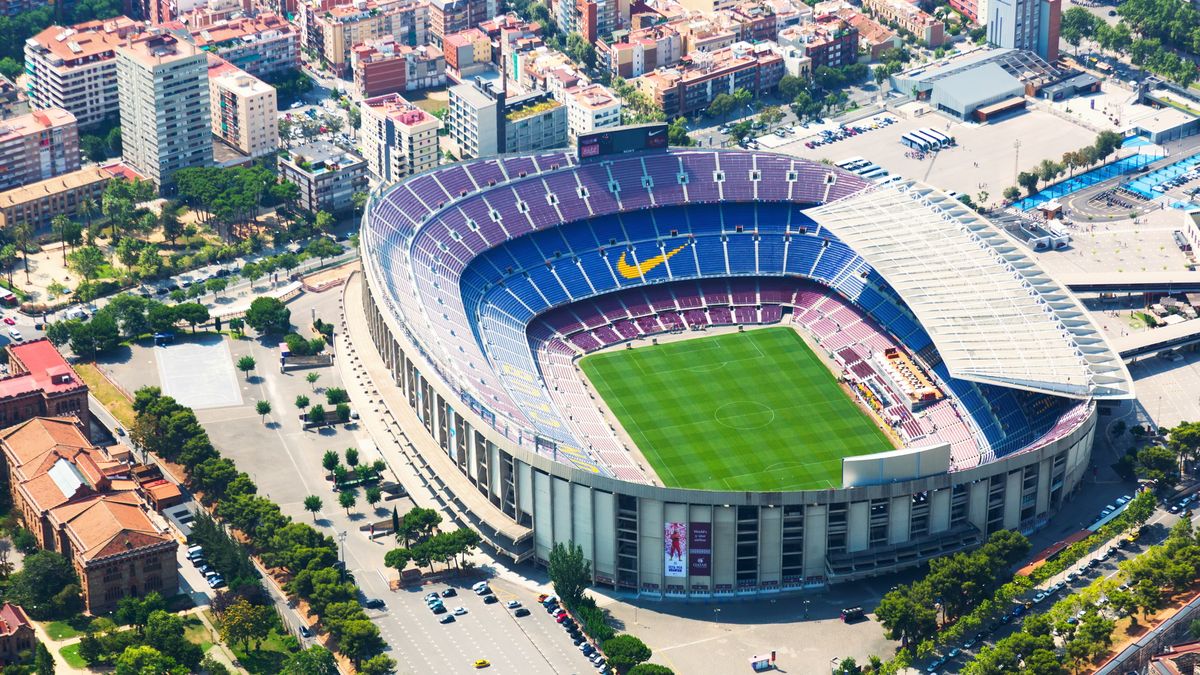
577;123;669;160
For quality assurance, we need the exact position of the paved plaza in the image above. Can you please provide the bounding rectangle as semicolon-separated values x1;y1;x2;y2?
155;337;244;409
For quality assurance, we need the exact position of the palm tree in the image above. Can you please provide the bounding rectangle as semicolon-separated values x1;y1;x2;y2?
51;215;71;266
79;198;96;230
12;222;33;284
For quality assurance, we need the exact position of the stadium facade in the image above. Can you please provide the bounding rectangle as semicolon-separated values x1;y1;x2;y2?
352;141;1133;597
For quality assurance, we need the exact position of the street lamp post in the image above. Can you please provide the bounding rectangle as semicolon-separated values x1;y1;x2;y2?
831;656;840;675
338;530;347;578
713;607;721;631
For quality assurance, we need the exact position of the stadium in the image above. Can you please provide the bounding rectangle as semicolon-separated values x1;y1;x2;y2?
352;126;1135;596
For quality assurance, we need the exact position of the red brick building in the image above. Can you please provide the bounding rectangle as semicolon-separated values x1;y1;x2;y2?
0;417;178;614
0;604;32;665
0;340;88;430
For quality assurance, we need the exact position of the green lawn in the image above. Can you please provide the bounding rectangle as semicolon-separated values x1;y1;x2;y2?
579;327;892;491
229;626;293;673
44;615;91;641
59;643;87;669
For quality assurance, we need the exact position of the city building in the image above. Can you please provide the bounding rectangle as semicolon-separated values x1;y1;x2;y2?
278;141;368;213
600;25;684;79
0;604;32;663
563;83;622;139
836;12;899;62
352;37;446;97
116;32;213;189
0;75;28;120
787;16;858;69
301;0;429;76
862;0;945;47
185;13;299;79
162;0;248;26
557;0;614;43
478;13;543;79
0;163;138;233
361;93;441;183
0;109;80;192
951;0;989;24
0;416;178;613
890;47;1057;120
633;41;784;117
724;2;780;43
0;340;89;427
447;77;567;158
24;17;144;130
988;0;1061;62
428;0;494;47
443;27;492;77
672;14;738;55
208;59;279;160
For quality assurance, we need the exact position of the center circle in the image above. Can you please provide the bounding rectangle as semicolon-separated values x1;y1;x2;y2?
714;401;776;430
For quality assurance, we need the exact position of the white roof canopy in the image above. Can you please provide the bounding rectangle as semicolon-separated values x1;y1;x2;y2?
806;181;1134;400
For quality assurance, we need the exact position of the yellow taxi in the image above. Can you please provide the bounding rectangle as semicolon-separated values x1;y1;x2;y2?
473;659;491;669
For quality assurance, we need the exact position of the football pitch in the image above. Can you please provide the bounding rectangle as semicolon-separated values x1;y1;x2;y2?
579;327;893;491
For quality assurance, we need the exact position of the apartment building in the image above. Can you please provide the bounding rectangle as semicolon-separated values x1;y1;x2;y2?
442;27;492;76
360;93;441;183
788;16;858;69
447;78;567;158
24;17;144;130
428;0;494;46
862;0;945;47
988;0;1061;61
208;59;279;159
0;163;138;233
834;11;901;61
116;32;213;189
0;414;178;614
278;141;367;213
478;13;543;78
951;0;989;24
563;83;621;139
302;0;429;76
0;109;80;192
600;24;683;79
633;40;784;116
0;75;27;120
187;13;299;79
723;3;779;43
557;0;614;42
352;37;446;97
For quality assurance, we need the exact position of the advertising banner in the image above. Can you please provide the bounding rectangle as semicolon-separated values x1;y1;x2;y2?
689;522;712;576
664;522;687;577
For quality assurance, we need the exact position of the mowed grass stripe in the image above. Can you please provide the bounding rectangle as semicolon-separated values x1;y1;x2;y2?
580;327;892;491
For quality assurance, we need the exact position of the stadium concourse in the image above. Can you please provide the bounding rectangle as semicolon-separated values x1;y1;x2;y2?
353;140;1135;596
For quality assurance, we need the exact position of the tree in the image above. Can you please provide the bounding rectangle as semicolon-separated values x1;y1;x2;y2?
344;446;359;467
392;506;401;539
314;210;335;234
295;394;310;410
628;665;674;675
236;355;256;380
7;550;80;619
281;645;338;675
1017;171;1040;196
51;215;75;265
874;588;937;648
11;221;33;283
336;620;385;666
322;450;340;473
68;245;106;284
339;489;357;514
206;276;229;298
174;302;209;332
359;655;397;675
256;399;272;423
309;404;326;426
759;106;784;131
603;635;652;671
384;547;411;576
116;591;166;633
548;541;591;608
707;93;734;121
304;495;323;520
218;597;274;651
144;609;202;670
114;645;187;675
1137;444;1178;484
34;641;54;675
365;486;382;511
1061;7;1099;52
245;296;291;334
306;372;321;390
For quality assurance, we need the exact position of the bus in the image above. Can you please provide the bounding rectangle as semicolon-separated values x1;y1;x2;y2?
852;163;881;175
912;129;944;150
921;128;952;146
900;133;932;151
836;156;866;169
860;166;889;179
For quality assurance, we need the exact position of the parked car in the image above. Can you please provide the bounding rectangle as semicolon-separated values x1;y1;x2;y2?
441;588;457;597
454;607;468;616
439;614;456;624
515;608;530;617
506;601;521;609
299;625;312;638
364;598;385;609
483;595;499;605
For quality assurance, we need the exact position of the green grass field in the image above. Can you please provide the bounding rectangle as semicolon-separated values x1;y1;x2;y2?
579;327;892;491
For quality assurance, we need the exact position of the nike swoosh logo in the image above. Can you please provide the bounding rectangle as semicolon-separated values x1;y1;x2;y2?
616;244;688;279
